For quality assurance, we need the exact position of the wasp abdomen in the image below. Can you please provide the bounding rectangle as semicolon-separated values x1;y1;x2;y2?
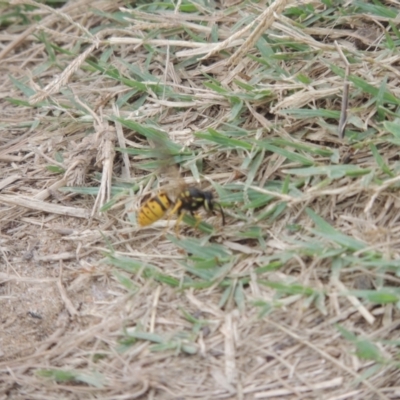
137;192;171;226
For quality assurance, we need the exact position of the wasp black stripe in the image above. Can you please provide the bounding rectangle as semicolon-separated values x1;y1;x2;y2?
154;196;169;211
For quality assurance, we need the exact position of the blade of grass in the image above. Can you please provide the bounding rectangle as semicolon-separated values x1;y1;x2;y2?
306;208;366;251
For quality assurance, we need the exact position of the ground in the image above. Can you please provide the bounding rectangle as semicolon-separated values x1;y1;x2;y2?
1;1;400;399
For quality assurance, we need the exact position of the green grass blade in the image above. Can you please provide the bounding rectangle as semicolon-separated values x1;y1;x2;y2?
306;208;366;251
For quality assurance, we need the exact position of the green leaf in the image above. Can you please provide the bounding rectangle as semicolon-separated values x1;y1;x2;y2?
113;271;138;292
230;97;244;121
245;150;265;189
112;117;182;153
306;208;366;251
9;75;36;97
257;142;314;166
279;108;340;119
285;165;370;178
36;369;105;388
352;1;397;18
196;129;252;150
54;151;64;163
46;165;65;174
75;371;105;388
355;340;382;361
219;285;233;308
349;290;400;304
234;280;245;312
259;280;315;296
168;236;231;259
270;138;334;157
336;325;357;341
330;64;400;105
126;330;163;343
384;120;400;138
255;261;284;274
369;144;394;177
37;369;77;382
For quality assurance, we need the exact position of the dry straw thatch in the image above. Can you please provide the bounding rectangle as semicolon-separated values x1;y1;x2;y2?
1;0;400;399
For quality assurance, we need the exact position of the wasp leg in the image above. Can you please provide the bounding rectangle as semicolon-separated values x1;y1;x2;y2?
161;212;171;237
192;212;202;229
161;200;184;237
175;211;186;237
161;200;182;237
214;202;225;226
169;200;182;216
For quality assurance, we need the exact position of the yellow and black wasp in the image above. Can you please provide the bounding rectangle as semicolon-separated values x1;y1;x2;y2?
137;185;225;232
136;132;225;233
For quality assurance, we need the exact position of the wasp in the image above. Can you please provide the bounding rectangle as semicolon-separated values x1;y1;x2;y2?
137;186;225;232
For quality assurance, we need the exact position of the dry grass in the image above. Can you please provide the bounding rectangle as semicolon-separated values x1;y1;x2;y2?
1;0;400;399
